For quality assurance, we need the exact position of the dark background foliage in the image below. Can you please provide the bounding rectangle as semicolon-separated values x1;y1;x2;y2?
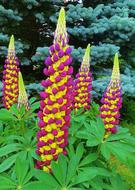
0;0;135;123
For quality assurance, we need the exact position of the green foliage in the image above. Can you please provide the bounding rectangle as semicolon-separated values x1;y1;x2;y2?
0;130;37;173
0;98;39;133
0;157;44;190
0;100;135;189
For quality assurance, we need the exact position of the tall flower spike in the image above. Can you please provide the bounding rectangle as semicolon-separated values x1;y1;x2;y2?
36;8;73;172
2;35;20;109
100;53;122;137
73;44;92;110
18;72;29;110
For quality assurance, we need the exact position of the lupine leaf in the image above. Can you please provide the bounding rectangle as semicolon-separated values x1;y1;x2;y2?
34;169;59;187
15;157;29;185
73;167;97;185
58;154;67;185
0;175;16;189
76;143;84;162
66;155;79;185
0;109;16;121
0;154;18;173
0;144;20;157
79;153;98;167
23;182;54;190
51;161;63;186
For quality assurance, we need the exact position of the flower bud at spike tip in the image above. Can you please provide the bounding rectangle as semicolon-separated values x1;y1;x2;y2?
54;7;67;43
2;35;20;109
111;53;120;81
18;72;29;110
100;53;122;138
80;44;90;72
36;7;73;172
73;44;92;111
8;35;15;56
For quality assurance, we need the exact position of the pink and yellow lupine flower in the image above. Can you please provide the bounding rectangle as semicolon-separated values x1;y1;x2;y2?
36;8;73;172
18;72;29;110
100;53;122;136
2;35;20;109
73;44;92;110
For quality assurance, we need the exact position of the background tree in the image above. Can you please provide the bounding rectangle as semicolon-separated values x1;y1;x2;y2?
0;0;135;101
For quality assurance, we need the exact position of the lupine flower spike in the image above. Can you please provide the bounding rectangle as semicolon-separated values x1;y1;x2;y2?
100;53;122;137
2;35;20;109
18;72;29;110
73;44;92;110
36;8;73;172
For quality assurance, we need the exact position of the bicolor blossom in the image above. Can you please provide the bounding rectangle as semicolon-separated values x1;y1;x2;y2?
73;44;92;110
2;35;20;109
100;53;122;137
36;8;73;172
18;72;29;110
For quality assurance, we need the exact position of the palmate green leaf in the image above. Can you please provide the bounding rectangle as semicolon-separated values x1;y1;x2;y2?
106;127;131;142
23;181;54;190
10;104;19;117
86;136;101;147
51;160;63;186
76;130;89;139
100;142;111;160
19;105;26;117
22;169;33;185
34;169;59;188
18;151;27;161
76;117;105;147
72;167;97;185
79;153;98;167
67;144;75;159
0;109;16;121
0;143;21;157
104;174;129;190
101;139;135;162
28;152;34;169
0;175;16;190
30;149;41;160
29;97;37;104
69;188;86;190
93;167;111;177
58;154;68;185
73;116;86;123
89;117;105;141
31;101;40;111
66;155;79;186
6;135;25;143
76;143;84;163
108;142;135;163
89;177;104;190
101;127;135;161
0;154;18;173
15;157;29;185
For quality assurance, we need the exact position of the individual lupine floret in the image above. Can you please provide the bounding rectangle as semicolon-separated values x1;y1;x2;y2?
73;44;92;110
100;53;122;136
36;8;73;172
2;35;20;109
18;72;29;110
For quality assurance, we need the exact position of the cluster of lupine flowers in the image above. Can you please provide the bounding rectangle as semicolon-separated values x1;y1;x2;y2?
2;35;29;110
100;54;122;138
35;8;73;172
2;8;122;173
73;44;92;110
2;35;20;109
